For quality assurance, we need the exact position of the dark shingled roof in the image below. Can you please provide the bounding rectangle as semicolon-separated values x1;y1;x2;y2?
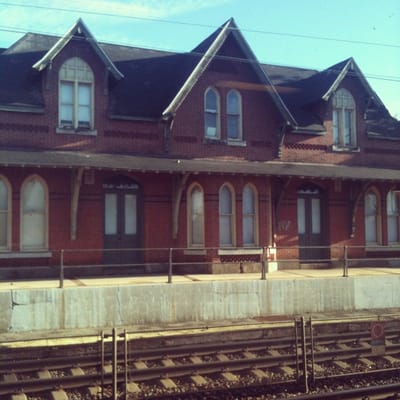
0;21;398;135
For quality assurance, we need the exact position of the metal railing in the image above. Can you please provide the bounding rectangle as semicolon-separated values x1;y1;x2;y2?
1;244;400;288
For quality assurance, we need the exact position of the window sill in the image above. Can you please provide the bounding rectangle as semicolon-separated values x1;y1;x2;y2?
366;245;400;252
218;248;262;256
57;127;97;136
184;249;207;256
227;139;246;147
0;251;52;259
332;145;360;153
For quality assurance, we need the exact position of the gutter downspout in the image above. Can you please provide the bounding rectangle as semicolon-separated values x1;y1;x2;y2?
163;113;174;154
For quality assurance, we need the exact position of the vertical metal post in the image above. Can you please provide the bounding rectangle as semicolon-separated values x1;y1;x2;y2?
261;247;266;280
343;245;348;277
168;248;173;284
101;331;105;400
301;316;309;393
124;329;128;400
59;249;64;289
294;318;300;383
112;328;118;400
309;317;315;386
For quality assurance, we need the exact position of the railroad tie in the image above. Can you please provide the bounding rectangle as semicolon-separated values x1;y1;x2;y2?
87;386;102;398
221;371;239;382
102;363;112;374
50;389;68;400
134;361;148;369
383;355;400;364
160;377;177;389
125;382;141;393
162;358;175;367
279;366;295;376
37;369;51;379
190;356;203;364
251;368;269;380
333;360;350;370
268;349;281;357
10;394;28;400
242;351;256;359
217;353;230;362
2;373;18;382
359;357;375;368
336;343;350;350
190;374;208;386
313;363;324;373
70;367;84;376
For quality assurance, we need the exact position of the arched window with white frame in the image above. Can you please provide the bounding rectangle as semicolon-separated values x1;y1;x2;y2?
0;175;11;250
59;57;94;131
387;190;399;244
227;90;242;141
187;183;205;247
219;184;235;246
204;87;220;139
242;184;258;246
332;88;356;148
21;175;48;250
364;189;380;245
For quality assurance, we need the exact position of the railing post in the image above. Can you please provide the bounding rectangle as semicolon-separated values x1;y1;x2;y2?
168;248;173;284
59;249;64;289
261;247;266;280
343;245;348;277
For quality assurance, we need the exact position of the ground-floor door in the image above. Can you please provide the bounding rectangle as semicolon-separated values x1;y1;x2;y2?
103;176;142;267
297;185;327;262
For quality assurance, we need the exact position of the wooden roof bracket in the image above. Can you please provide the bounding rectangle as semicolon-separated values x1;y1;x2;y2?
71;167;84;240
349;181;371;238
172;172;190;240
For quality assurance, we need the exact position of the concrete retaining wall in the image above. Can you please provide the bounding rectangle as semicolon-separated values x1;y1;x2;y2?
0;275;399;333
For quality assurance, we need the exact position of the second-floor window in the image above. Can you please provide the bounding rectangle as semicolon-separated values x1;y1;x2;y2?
204;87;220;139
59;57;94;131
332;88;356;148
227;90;242;141
0;176;11;250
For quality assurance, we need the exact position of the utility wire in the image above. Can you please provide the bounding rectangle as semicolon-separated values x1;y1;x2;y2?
0;1;399;49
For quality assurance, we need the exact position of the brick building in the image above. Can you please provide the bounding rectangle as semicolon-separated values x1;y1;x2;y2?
0;18;399;276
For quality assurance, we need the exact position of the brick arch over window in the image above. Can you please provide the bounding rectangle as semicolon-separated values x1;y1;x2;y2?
59;57;95;131
0;174;12;250
20;175;48;250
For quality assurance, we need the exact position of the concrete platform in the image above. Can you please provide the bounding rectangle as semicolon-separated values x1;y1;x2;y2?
0;267;400;336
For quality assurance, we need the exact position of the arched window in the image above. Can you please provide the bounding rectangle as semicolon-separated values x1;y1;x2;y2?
364;189;380;245
387;190;399;243
187;184;204;247
21;176;48;250
59;57;94;131
227;90;242;140
0;175;11;250
332;88;356;147
204;87;220;139
243;184;258;246
219;184;235;246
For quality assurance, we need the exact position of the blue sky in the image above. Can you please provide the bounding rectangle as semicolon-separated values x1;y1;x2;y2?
0;0;399;117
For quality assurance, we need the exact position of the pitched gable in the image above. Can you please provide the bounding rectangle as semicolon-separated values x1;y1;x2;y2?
162;19;295;125
32;18;123;80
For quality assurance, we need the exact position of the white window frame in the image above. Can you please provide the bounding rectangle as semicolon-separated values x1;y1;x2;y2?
242;184;258;246
187;183;205;247
204;87;220;139
219;184;236;247
58;57;96;134
387;190;400;244
332;88;356;149
0;175;11;251
20;175;48;251
227;89;243;142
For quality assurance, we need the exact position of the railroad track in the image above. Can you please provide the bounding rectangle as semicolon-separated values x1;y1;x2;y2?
1;319;400;399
